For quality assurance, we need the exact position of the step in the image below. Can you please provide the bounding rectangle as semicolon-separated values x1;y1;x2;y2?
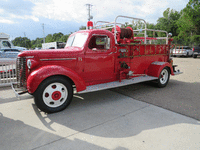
78;75;158;94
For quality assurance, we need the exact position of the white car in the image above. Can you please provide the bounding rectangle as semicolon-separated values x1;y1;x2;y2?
0;48;20;58
171;46;193;57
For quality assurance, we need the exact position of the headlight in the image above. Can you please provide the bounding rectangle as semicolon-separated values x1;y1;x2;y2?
27;59;32;69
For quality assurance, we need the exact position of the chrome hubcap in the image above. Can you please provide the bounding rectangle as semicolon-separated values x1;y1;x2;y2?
160;69;168;84
43;83;68;108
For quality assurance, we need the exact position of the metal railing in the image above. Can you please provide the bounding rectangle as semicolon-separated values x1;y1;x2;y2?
93;15;171;45
133;29;169;44
0;58;16;87
114;15;147;44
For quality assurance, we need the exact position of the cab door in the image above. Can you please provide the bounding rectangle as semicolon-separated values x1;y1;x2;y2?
83;34;115;83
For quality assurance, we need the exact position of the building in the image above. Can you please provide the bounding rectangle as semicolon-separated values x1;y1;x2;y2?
0;33;10;40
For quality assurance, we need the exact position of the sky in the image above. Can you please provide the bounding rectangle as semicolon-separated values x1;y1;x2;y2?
0;0;189;40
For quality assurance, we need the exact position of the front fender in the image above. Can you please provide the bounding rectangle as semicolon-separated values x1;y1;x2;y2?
27;65;86;94
147;61;174;77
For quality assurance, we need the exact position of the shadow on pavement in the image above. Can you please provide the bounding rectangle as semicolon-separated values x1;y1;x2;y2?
1;80;200;149
0;86;33;104
31;87;199;139
0;112;119;150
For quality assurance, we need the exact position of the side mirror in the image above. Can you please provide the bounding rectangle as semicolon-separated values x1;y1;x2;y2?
92;48;97;51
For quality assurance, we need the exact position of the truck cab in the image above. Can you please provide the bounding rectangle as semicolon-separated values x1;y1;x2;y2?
73;29;116;84
12;15;182;113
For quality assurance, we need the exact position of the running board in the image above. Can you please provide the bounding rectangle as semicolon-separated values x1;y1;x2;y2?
78;75;158;94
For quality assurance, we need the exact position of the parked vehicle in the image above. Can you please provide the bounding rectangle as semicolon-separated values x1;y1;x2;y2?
12;15;182;113
0;33;15;49
42;42;66;49
171;46;193;57
0;48;21;58
192;45;200;58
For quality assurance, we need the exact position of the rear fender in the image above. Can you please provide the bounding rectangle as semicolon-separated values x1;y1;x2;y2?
147;61;174;77
27;65;86;94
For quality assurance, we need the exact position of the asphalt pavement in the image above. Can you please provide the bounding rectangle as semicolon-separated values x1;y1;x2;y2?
112;57;200;120
0;57;200;150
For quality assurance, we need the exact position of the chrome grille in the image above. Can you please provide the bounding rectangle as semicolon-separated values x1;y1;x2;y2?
16;57;27;88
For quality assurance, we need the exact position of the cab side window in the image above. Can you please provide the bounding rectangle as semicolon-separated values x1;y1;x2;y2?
88;35;110;50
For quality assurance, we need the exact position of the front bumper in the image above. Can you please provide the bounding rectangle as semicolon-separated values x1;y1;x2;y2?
11;82;28;98
172;65;183;75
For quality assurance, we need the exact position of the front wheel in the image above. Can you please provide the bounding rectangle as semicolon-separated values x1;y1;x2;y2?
33;77;73;113
156;67;170;88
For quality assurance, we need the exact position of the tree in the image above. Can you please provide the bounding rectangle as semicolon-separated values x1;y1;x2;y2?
12;37;31;48
31;38;43;49
156;8;181;37
176;0;200;46
52;32;64;41
59;34;69;43
45;34;53;43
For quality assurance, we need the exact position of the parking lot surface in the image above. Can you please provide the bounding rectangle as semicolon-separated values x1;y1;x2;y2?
0;57;200;150
112;57;200;121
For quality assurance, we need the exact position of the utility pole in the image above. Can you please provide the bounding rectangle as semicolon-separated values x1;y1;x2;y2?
24;32;26;48
42;23;45;43
86;4;93;21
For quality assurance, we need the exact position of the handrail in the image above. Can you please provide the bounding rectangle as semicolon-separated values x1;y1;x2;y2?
114;15;147;44
93;16;169;45
94;21;124;28
133;29;169;44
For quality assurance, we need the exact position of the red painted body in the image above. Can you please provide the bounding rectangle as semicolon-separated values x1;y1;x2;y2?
17;26;174;94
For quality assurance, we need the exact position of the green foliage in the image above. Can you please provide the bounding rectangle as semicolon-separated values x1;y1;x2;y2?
31;38;43;49
175;0;200;46
45;34;54;43
59;34;69;42
146;23;157;37
156;8;181;37
12;37;31;48
191;35;200;46
52;32;64;41
12;32;70;49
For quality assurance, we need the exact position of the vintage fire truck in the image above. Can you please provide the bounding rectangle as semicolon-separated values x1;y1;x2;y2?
12;16;182;113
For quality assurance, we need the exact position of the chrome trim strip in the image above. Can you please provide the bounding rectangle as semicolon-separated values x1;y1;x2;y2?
151;61;167;65
25;56;34;58
40;58;76;61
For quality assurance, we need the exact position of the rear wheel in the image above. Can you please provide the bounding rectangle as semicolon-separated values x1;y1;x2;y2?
33;77;73;113
156;67;170;88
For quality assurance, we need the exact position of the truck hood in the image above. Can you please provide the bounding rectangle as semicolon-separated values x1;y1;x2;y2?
18;46;83;58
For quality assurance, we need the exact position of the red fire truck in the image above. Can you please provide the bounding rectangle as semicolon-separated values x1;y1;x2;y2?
12;16;182;113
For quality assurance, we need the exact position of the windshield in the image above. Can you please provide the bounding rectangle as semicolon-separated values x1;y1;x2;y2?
66;32;88;48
